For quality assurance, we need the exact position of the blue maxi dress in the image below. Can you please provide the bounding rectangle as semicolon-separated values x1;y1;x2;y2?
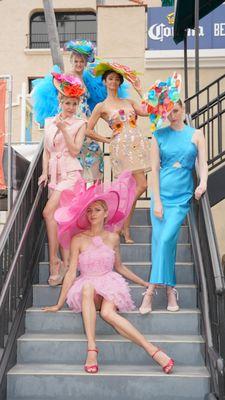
150;124;197;287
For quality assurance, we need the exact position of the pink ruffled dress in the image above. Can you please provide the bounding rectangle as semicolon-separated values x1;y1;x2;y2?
67;236;135;312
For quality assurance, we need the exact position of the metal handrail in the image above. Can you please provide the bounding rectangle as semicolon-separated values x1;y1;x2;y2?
185;74;225;174
0;141;43;251
185;73;225;102
186;115;225;399
0;139;47;399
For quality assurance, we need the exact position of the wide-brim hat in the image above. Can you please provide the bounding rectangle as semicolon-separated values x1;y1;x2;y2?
52;72;85;98
54;171;136;248
92;58;140;84
64;40;96;63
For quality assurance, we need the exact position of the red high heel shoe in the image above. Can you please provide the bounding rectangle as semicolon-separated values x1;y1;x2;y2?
152;348;174;374
84;348;99;374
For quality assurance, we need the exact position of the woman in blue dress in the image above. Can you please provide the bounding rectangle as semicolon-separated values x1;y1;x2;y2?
139;100;208;314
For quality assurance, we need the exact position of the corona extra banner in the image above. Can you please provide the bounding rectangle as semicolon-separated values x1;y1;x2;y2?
147;4;225;50
0;80;6;189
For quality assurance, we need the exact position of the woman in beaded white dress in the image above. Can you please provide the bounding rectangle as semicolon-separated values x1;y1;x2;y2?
87;62;151;243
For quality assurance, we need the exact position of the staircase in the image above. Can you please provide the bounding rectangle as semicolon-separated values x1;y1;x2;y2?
6;208;210;400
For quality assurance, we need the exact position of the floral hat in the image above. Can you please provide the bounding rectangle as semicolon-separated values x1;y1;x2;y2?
64;40;96;63
143;72;182;131
91;58;140;84
54;171;136;248
52;72;85;98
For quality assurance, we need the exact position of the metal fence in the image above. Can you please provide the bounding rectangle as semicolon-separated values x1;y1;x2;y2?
27;32;97;49
0;141;47;399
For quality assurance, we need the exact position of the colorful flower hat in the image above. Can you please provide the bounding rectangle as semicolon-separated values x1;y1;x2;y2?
54;171;136;248
143;72;182;131
52;72;85;98
91;58;140;84
64;40;96;63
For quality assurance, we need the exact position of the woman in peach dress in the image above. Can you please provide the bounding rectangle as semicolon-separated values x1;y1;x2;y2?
38;72;86;286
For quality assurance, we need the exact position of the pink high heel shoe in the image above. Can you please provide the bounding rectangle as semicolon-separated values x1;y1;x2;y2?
84;348;99;374
152;348;174;374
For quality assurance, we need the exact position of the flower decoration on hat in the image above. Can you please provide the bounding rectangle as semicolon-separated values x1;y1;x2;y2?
52;72;85;98
91;58;141;84
142;72;182;132
64;40;96;63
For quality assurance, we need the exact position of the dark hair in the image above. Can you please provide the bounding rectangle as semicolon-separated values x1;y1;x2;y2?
176;99;183;107
102;69;124;85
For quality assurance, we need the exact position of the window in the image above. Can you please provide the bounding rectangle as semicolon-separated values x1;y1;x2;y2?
29;12;96;49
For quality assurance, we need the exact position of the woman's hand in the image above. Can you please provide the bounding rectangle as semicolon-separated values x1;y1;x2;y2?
132;77;142;97
154;200;163;219
38;173;48;187
195;184;206;200
42;304;60;313
55;115;67;131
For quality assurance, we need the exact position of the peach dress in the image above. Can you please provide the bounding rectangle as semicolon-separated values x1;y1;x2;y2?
44;116;86;191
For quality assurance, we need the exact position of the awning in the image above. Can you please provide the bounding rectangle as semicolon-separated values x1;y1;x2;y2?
174;0;224;44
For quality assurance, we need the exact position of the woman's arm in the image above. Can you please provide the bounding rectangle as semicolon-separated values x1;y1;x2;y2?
38;147;50;186
55;117;86;158
87;103;111;144
113;234;149;287
195;130;208;200
128;99;149;117
43;236;80;312
151;136;163;218
132;77;143;99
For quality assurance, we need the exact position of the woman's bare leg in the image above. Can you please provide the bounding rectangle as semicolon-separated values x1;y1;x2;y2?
123;171;147;242
100;299;172;368
81;283;99;368
43;190;61;275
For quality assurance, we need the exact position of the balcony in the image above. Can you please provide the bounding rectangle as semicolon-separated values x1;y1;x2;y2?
26;32;97;49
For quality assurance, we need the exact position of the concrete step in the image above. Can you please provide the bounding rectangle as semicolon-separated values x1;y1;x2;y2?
39;261;195;285
131;208;187;226
32;284;197;309
25;308;201;335
0;210;7;223
0;222;4;234
17;333;205;366
44;243;192;263
120;244;192;262
7;364;210;400
122;225;189;243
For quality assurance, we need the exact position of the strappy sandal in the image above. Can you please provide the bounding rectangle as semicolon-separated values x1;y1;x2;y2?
167;287;180;312
48;261;68;287
84;348;99;374
120;230;134;244
139;287;157;314
152;348;174;374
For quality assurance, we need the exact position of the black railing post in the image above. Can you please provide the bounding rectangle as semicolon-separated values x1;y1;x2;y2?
195;0;200;93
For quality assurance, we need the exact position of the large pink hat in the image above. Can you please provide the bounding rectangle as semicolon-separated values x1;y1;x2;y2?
54;171;136;248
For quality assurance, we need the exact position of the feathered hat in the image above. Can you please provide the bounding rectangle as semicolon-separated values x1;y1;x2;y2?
64;40;96;63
